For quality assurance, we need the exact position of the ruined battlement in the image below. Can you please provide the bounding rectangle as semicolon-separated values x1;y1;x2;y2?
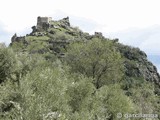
94;32;104;39
37;16;52;31
36;16;70;32
37;16;52;24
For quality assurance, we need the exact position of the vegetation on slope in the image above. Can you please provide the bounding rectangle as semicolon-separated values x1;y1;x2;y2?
0;17;160;120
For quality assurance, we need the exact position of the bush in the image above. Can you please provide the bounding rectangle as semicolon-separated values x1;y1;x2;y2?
19;62;71;119
94;84;136;120
0;48;17;83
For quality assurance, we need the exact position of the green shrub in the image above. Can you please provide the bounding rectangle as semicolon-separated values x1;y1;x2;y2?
19;62;71;119
0;48;17;83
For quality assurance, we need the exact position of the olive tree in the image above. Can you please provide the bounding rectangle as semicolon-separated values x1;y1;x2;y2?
66;39;124;89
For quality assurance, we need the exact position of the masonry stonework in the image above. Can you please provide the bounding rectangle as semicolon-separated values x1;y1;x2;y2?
37;16;52;31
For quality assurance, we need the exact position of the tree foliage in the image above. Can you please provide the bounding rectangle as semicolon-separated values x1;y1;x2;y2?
0;48;17;83
66;39;124;88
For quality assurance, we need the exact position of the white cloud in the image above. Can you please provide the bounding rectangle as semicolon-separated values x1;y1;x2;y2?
157;65;160;73
147;55;160;73
107;26;160;72
108;25;160;55
140;34;160;55
50;10;103;34
1;0;160;33
0;22;12;44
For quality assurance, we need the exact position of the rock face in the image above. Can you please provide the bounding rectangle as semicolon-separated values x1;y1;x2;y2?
11;34;25;43
11;33;17;42
118;44;160;88
60;16;70;26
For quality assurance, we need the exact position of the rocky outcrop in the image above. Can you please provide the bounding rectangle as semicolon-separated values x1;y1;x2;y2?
118;44;160;87
11;33;17;42
10;33;28;46
60;16;70;27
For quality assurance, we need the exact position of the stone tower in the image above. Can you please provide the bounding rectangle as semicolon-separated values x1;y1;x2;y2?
37;16;52;31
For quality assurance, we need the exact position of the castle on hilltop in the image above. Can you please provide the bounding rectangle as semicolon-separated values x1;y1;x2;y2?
11;16;106;43
35;16;70;32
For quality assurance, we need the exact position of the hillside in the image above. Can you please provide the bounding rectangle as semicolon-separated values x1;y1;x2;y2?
0;16;160;120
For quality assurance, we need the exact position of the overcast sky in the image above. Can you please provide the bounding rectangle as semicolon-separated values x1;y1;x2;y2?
0;0;159;72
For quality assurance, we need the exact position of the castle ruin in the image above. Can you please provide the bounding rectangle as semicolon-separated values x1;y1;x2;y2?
94;32;104;39
37;16;52;31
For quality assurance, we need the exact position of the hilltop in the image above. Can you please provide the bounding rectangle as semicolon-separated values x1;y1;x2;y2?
10;16;160;87
0;16;160;119
10;16;106;55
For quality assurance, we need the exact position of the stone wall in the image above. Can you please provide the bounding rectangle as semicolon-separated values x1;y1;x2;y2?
37;16;52;31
